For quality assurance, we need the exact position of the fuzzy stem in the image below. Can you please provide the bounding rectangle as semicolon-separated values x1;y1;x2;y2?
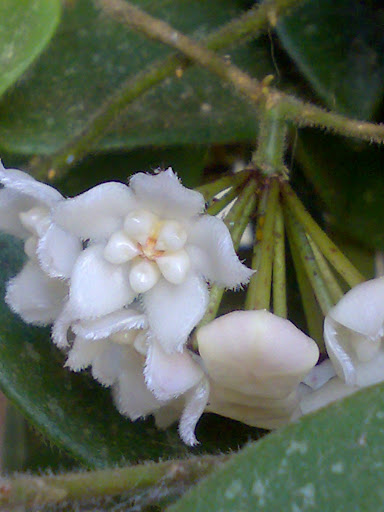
245;179;279;310
252;105;288;176
287;221;325;348
307;235;344;304
273;200;287;318
282;183;365;288
30;0;307;181
194;179;258;339
206;186;239;216
0;454;225;510
284;205;334;315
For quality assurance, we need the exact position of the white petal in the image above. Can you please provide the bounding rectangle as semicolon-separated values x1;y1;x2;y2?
143;273;209;352
0;188;36;238
0;164;63;206
302;359;337;390
53;182;137;240
19;207;50;237
145;342;204;400
179;378;209;446
156;249;190;284
51;304;73;347
197;310;319;399
73;308;147;340
129;259;161;293
187;215;254;288
112;347;162;420
37;224;82;278
299;376;358;415
68;245;136;319
65;336;106;371
129;168;205;219
5;261;68;325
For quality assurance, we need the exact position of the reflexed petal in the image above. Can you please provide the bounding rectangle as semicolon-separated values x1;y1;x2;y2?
130;168;205;219
197;310;319;399
68;245;136;319
145;342;203;400
73;308;147;340
299;377;358;415
179;379;209;446
65;336;106;371
5;261;68;325
112;347;162;420
143;273;209;352
0;164;63;206
37;224;82;278
53;182;137;240
0;188;35;238
187;215;254;288
51;304;73;347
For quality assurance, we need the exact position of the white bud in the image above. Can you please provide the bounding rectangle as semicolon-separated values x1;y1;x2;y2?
124;210;158;244
103;231;139;265
24;236;38;259
129;259;161;293
19;207;50;237
156;249;190;284
155;220;187;251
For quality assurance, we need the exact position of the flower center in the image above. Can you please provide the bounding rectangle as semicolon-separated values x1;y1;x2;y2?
103;209;191;293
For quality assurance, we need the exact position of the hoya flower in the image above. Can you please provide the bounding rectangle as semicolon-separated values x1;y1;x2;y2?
53;169;253;351
0;163;81;324
65;306;208;445
324;277;384;387
197;310;319;428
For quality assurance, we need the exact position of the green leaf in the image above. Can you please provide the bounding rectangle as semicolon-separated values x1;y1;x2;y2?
168;382;384;511
0;0;61;98
0;0;274;156
0;234;262;468
277;0;384;119
295;130;384;250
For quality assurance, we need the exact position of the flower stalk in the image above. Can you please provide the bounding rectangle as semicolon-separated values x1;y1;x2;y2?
272;200;287;318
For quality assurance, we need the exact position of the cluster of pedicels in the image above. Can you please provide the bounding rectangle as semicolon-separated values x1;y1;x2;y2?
0;162;323;445
1;160;380;445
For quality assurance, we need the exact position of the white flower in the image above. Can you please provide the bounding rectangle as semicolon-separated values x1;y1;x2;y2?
0;163;81;324
65;306;208;445
52;168;253;350
324;277;384;387
196;310;319;428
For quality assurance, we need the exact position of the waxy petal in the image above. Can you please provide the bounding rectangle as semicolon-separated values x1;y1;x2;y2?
113;347;162;420
143;273;209;352
145;342;203;400
73;308;147;340
5;261;68;325
197;310;319;399
187;215;253;288
53;182;137;240
37;224;82;278
130;168;205;219
68;245;136;320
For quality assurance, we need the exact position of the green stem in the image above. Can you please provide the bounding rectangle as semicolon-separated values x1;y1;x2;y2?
287;219;325;349
282;183;365;288
0;455;226;510
194;179;258;341
284;204;334;316
245;179;279;310
196;169;251;203
206;186;239;216
272;200;287;318
307;235;344;304
252;105;288;176
30;0;307;181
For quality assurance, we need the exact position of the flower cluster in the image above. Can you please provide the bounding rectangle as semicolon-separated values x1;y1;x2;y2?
1;162;260;444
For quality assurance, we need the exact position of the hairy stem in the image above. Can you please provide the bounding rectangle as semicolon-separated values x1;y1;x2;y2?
0;454;225;510
30;0;307;181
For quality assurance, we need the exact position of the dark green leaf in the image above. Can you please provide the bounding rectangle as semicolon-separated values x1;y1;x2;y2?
0;0;274;156
0;0;61;98
0;234;262;468
277;0;384;119
169;382;384;511
295;130;384;250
